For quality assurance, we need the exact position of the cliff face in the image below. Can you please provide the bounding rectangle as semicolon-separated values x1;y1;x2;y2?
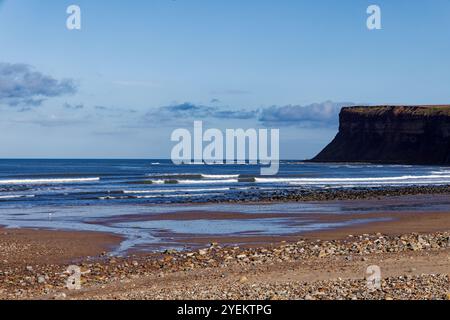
312;105;450;164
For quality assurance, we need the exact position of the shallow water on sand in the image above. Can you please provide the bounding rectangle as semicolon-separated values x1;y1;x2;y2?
1;160;450;253
1;193;450;254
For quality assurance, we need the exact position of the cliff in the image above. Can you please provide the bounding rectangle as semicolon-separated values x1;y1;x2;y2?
312;105;450;165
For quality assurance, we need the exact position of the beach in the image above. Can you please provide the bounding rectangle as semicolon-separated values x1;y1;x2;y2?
0;160;450;300
2;0;450;305
0;199;449;300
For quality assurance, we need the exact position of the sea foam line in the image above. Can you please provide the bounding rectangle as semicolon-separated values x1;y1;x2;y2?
143;174;450;186
134;193;220;199
201;174;240;179
255;174;450;184
173;179;239;184
147;173;239;179
99;193;223;200
0;177;100;185
123;187;230;194
0;194;35;200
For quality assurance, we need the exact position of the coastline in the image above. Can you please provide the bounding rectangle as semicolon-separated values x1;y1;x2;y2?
173;184;450;205
0;206;449;300
3;185;450;258
2;208;449;265
3;0;450;303
0;226;448;300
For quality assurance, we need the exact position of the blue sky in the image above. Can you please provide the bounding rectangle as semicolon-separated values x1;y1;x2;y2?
1;0;450;159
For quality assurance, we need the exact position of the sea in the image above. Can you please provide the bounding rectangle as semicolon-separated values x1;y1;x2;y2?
1;159;449;253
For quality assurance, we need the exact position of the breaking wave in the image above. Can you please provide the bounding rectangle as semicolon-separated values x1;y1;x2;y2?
0;177;100;185
255;174;450;185
0;194;35;200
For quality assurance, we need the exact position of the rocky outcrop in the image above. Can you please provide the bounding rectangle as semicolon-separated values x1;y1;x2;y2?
312;105;450;164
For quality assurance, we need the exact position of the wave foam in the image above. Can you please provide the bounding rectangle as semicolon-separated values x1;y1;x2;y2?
177;179;239;184
0;177;100;185
123;187;230;194
201;174;240;179
0;195;35;200
255;174;450;184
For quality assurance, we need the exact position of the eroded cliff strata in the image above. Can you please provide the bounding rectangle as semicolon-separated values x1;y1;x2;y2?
312;105;450;164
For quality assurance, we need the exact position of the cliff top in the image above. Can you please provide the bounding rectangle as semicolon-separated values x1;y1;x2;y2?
342;105;450;117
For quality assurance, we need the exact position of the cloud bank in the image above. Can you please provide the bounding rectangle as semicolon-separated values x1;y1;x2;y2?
0;63;77;107
258;101;353;126
147;101;353;127
146;102;257;122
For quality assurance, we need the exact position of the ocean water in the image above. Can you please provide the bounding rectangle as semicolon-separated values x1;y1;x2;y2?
0;159;449;253
1;159;450;207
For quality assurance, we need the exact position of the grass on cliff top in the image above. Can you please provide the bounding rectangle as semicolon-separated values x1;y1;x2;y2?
343;105;450;116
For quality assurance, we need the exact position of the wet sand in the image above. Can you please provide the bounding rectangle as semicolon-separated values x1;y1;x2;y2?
0;195;449;300
0;228;122;266
144;211;450;249
1;210;449;264
304;211;450;240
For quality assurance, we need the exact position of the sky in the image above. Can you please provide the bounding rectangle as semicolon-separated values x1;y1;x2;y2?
0;0;450;159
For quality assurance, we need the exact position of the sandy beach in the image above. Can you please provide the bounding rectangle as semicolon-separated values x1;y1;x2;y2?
0;205;449;300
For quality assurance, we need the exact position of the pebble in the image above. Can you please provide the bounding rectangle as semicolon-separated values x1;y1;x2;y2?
37;276;46;284
54;292;67;299
239;276;248;284
1;230;448;300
